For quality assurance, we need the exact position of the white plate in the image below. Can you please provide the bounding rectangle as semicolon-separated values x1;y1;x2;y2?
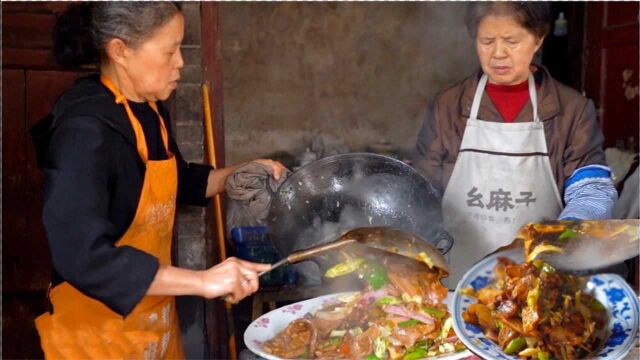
245;291;472;360
452;248;640;360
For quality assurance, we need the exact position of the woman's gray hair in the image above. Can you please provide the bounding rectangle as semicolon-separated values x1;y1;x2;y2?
53;2;181;68
92;2;181;50
465;2;551;39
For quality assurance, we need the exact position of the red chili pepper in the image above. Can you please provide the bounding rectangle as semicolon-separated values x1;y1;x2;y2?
339;341;351;356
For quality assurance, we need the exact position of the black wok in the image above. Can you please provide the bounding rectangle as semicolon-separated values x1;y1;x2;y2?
267;153;453;265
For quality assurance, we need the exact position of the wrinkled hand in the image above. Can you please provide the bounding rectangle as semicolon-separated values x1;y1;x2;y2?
253;159;288;180
199;257;271;304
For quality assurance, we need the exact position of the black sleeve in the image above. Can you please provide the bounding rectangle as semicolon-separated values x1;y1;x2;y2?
173;141;213;207
157;101;213;207
43;116;159;316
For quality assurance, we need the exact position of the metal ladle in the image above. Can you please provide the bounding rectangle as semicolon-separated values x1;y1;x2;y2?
518;219;640;275
259;226;449;277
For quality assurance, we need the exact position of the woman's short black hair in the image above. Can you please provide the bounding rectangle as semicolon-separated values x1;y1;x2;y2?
465;2;551;39
52;2;182;68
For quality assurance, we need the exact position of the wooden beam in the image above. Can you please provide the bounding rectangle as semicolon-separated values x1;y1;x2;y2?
3;48;56;69
200;3;231;359
201;2;225;168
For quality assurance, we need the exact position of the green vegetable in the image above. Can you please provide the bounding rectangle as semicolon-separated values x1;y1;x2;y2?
361;261;389;290
538;350;550;360
534;260;556;275
589;297;606;312
373;337;387;358
541;262;556;273
558;228;578;240
403;348;428;360
527;281;540;308
398;319;421;327
422;306;446;319
366;354;382;360
532;259;544;269
504;337;526;354
376;296;401;305
440;317;453;339
324;258;364;278
412;340;429;348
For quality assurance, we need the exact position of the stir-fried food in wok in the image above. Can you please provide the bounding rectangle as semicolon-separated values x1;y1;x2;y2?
461;238;608;359
262;252;465;359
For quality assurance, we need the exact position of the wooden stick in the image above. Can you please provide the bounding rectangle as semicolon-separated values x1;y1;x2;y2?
202;83;227;261
202;82;237;360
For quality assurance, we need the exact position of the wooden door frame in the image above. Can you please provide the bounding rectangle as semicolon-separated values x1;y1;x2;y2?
200;3;231;358
583;2;640;149
201;3;226;169
583;2;639;290
2;4;81;358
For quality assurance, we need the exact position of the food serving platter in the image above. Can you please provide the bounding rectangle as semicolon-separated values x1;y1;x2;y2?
245;291;472;360
451;248;640;360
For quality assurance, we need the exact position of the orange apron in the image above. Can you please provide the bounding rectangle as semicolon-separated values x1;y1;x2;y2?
35;75;185;359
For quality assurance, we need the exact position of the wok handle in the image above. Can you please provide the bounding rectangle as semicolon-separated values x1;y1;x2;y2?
286;238;357;263
258;258;289;277
433;229;455;255
259;238;359;278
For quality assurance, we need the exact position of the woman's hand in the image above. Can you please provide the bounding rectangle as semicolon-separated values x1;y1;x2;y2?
206;159;288;197
198;257;271;303
253;159;288;180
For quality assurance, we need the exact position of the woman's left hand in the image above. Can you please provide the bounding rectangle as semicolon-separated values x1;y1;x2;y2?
206;158;289;197
253;159;288;180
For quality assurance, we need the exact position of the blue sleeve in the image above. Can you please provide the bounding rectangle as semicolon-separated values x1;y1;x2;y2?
559;165;618;220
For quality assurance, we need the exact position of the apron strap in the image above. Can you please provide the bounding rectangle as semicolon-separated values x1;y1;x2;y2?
528;73;540;123
471;73;540;123
469;74;488;120
100;75;171;163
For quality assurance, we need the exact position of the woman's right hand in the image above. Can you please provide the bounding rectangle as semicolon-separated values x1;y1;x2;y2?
199;257;271;303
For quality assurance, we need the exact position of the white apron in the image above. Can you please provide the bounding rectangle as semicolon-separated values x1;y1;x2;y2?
442;73;563;287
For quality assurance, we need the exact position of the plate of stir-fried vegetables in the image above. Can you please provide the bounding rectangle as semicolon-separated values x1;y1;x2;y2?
452;247;639;360
246;252;471;359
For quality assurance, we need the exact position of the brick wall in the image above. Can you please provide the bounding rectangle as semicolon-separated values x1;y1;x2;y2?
172;3;209;358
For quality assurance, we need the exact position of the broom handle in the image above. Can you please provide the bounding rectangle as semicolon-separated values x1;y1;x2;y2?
202;82;237;360
202;83;227;261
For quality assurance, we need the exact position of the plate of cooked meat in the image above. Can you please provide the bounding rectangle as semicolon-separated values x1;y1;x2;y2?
245;250;471;360
451;247;639;360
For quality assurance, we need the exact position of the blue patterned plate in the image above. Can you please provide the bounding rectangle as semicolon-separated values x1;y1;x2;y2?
452;248;639;360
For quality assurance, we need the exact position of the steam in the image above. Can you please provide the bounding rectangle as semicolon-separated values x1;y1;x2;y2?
302;205;375;246
293;204;378;287
542;234;640;272
271;161;448;291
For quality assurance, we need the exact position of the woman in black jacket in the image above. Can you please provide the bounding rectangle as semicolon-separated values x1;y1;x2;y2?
33;3;285;358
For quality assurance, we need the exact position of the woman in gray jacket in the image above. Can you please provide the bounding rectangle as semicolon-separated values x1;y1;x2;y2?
414;2;617;284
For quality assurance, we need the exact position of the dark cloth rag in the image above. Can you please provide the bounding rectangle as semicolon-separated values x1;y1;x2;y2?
225;161;290;222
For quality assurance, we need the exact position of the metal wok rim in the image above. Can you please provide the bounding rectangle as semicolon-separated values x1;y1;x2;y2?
287;152;427;183
269;152;452;256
